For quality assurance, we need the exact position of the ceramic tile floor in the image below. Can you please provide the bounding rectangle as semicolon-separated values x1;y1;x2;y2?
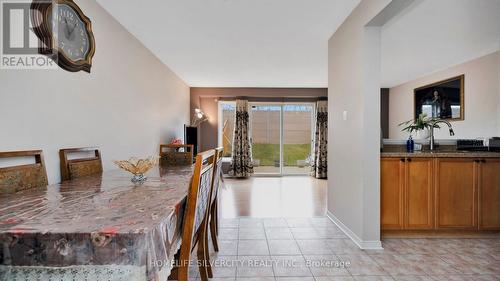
186;217;500;281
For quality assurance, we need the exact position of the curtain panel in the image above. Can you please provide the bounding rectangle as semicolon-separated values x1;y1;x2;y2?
312;100;327;179
230;100;254;177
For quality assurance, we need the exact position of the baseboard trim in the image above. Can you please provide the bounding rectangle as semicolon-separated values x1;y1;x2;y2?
326;211;383;250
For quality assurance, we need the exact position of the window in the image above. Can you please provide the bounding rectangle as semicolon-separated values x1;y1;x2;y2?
218;101;236;157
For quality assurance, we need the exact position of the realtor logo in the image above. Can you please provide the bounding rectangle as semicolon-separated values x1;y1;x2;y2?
1;0;56;69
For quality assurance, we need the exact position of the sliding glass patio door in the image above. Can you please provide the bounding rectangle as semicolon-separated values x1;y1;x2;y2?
250;104;282;174
282;104;314;175
250;102;314;176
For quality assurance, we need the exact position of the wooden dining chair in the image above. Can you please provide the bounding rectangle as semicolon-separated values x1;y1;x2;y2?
208;147;224;252
160;144;194;165
59;147;103;181
0;150;48;193
169;149;216;281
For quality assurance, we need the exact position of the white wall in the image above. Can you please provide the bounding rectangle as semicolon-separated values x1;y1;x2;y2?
328;0;391;247
381;0;500;88
0;0;190;184
389;51;500;139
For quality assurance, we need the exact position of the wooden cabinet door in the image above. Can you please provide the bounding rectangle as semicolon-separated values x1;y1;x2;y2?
404;158;434;229
478;158;500;230
381;158;405;230
435;158;477;229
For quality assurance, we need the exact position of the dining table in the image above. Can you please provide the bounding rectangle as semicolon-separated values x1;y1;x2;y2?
0;164;194;281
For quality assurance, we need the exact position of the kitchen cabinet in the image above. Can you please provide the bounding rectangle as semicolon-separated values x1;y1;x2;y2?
381;158;404;229
381;157;433;230
381;154;500;233
435;158;477;229
478;158;500;230
405;158;434;229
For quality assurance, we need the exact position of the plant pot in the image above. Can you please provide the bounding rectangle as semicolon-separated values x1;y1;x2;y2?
415;129;430;140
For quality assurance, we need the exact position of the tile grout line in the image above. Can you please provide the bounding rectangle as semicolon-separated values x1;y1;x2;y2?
262;219;277;279
235;217;240;279
312;217;358;281
294;218;316;279
434;253;465;276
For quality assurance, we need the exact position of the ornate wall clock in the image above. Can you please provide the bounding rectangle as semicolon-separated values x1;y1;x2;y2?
31;0;96;73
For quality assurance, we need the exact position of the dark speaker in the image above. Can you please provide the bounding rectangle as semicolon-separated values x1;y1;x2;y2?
184;125;198;156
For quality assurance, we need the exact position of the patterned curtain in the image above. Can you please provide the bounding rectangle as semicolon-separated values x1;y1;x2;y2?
312;100;328;179
230;100;254;177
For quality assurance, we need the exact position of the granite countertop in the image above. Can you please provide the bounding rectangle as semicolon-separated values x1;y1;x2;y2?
381;151;500;158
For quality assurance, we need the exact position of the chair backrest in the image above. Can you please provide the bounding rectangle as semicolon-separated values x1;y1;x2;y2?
159;144;194;165
179;149;215;261
0;150;48;193
59;147;103;181
211;147;224;204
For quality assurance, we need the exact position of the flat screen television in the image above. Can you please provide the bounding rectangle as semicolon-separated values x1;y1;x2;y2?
184;125;198;156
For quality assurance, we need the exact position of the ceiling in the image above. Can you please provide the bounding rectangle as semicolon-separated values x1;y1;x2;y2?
97;0;500;88
96;0;360;87
381;0;500;88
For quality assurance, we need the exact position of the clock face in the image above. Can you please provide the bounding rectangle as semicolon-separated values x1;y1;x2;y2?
50;4;90;62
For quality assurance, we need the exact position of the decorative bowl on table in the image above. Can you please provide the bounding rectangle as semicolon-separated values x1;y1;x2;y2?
113;156;159;184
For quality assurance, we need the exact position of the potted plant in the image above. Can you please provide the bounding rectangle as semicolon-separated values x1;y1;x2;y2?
399;113;440;140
